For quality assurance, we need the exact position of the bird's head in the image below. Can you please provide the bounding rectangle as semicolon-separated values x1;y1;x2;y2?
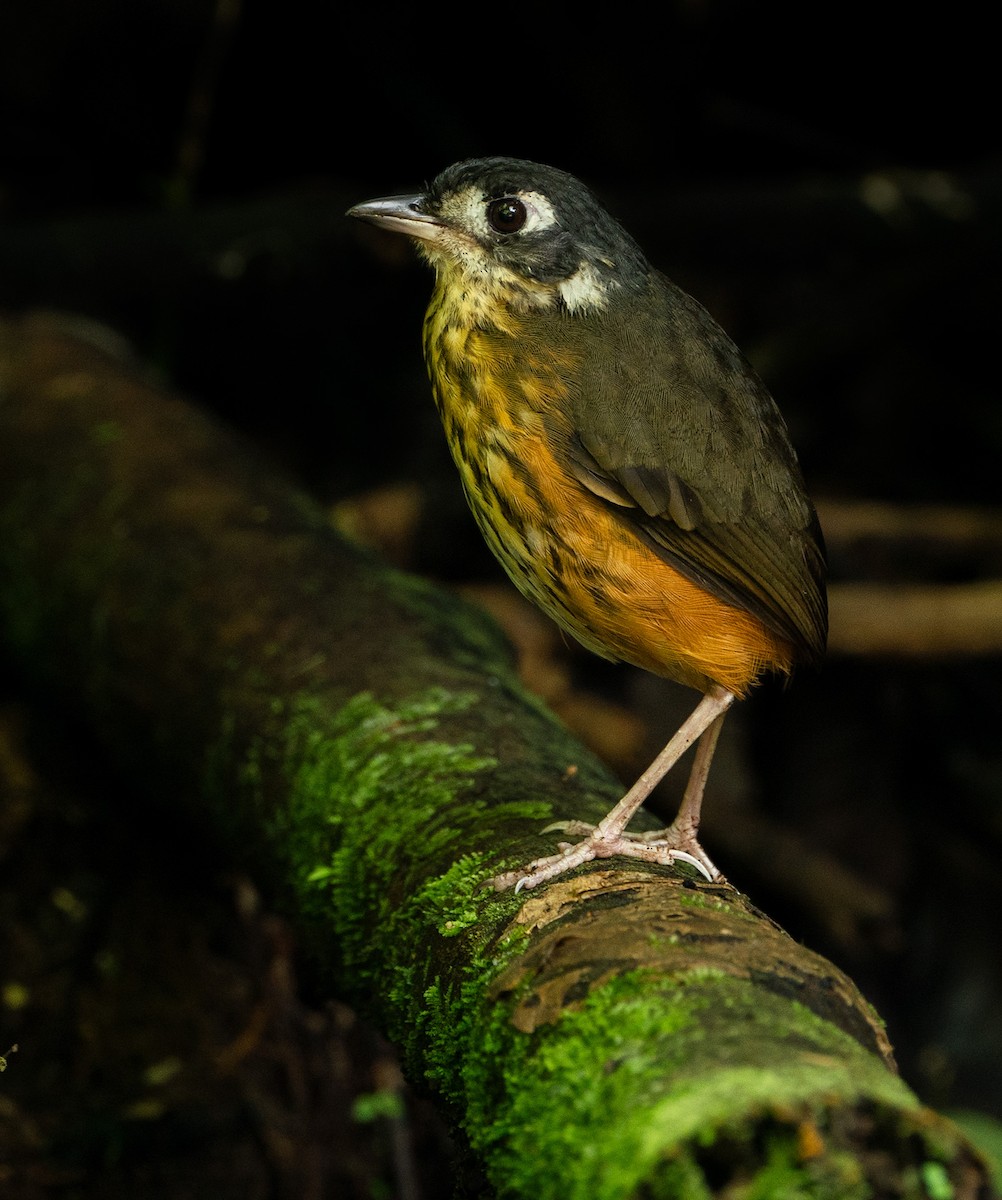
348;157;651;317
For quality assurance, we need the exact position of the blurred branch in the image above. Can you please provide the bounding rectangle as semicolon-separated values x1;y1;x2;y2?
828;581;1002;658
168;0;243;208
817;499;1002;658
818;498;1002;568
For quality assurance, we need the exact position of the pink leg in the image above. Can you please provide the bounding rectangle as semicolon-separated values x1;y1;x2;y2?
492;686;735;892
634;708;727;880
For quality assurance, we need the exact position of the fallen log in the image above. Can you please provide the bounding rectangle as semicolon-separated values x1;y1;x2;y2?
0;312;991;1198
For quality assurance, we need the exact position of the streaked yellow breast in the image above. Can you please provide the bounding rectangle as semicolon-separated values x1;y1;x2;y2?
421;279;795;696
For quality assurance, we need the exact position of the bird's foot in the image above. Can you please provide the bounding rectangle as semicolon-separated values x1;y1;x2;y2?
491;819;722;893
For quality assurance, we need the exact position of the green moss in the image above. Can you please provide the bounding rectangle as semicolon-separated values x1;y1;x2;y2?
737;1135;869;1200
452;970;920;1199
90;419;125;445
352;1090;406;1123
651;1154;714;1200
386;568;517;675
0;454;133;671
947;1111;1002;1190
271;686;547;1059
919;1160;954;1200
677;889;742;914
281;688;491;901
241;684;970;1198
416;855;497;937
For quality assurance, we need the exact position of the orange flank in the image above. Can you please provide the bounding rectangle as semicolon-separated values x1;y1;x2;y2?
425;313;793;698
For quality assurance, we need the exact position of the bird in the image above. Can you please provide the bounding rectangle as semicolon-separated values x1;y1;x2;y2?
347;157;827;891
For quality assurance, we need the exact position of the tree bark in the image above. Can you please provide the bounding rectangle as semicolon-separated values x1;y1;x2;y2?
0;312;993;1198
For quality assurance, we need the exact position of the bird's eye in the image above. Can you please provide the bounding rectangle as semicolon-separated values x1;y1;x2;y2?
486;196;527;234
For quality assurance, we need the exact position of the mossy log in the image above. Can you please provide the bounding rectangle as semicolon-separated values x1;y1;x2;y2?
0;312;993;1198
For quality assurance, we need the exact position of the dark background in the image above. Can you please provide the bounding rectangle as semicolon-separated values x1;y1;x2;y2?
1;2;1000;1196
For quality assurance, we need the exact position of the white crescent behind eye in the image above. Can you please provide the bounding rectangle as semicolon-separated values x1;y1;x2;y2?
497;190;559;235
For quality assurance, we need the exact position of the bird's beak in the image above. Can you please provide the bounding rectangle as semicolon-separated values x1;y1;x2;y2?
346;194;445;244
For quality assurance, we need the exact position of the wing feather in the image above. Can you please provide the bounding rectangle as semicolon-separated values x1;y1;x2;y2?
552;272;827;662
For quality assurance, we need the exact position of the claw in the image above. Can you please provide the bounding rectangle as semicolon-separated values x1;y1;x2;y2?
664;848;714;882
492;831;720;893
